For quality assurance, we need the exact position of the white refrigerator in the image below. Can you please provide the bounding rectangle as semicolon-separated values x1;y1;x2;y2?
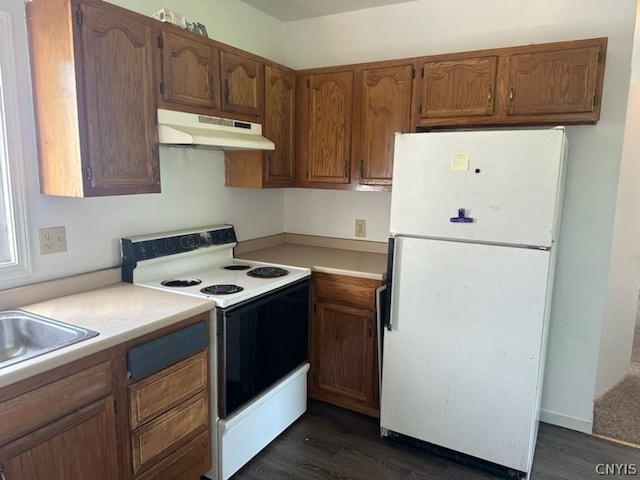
380;128;568;478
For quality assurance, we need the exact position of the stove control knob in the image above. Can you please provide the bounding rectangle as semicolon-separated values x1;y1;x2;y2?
200;232;212;246
181;235;199;249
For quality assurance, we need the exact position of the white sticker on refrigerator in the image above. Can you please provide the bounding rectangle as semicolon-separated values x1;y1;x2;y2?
451;153;470;170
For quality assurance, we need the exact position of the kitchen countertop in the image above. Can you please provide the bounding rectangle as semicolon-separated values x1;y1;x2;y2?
237;242;388;281
0;283;213;389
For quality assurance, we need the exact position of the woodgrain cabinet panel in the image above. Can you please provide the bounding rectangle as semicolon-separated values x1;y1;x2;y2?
134;430;210;480
131;391;208;474
420;56;497;119
309;273;383;417
126;315;211;479
27;0;160;196
0;397;119;480
224;64;296;188
129;350;207;429
0;347;122;480
358;64;414;187
0;360;112;445
310;302;377;407
297;70;354;186
507;43;603;117
220;50;263;117
159;27;220;110
264;65;296;185
416;37;607;128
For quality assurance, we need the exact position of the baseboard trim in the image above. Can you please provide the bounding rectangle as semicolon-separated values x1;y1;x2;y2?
540;409;592;434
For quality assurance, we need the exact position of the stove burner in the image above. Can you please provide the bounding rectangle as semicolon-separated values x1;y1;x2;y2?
222;264;252;271
200;284;244;295
247;267;289;278
161;278;202;287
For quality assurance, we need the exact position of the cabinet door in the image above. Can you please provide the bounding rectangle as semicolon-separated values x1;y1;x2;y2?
220;50;263;117
300;71;354;185
160;28;220;110
264;65;296;186
420;55;497;120
80;2;160;195
0;397;119;480
507;43;603;117
309;301;378;415
358;64;414;188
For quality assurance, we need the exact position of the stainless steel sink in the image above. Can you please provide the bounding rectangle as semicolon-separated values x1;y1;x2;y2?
0;310;99;369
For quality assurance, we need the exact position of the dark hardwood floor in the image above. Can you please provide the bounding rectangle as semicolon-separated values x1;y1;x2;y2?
231;400;640;480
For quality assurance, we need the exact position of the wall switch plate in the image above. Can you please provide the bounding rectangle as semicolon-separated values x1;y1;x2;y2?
39;226;67;254
355;219;366;238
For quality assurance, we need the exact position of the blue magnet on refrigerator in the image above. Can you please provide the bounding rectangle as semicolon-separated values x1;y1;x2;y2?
450;208;474;223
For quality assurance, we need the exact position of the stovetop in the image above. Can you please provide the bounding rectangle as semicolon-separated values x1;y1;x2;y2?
121;225;310;308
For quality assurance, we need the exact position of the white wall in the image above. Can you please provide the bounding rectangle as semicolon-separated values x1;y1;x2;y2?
595;81;640;397
279;0;638;432
284;189;391;241
108;0;286;63
3;0;286;290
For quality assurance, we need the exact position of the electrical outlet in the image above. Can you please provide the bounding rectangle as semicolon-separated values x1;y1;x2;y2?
39;226;67;254
355;219;366;238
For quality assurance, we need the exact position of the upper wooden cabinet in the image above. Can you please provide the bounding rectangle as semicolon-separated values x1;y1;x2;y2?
224;64;296;188
297;62;415;191
220;49;264;118
264;65;296;185
419;55;498;120
357;64;414;188
158;25;220;112
505;40;604;119
416;37;607;128
27;0;161;197
296;70;354;187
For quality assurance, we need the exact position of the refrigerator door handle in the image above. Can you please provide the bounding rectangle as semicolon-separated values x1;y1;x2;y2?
375;283;387;390
382;237;395;331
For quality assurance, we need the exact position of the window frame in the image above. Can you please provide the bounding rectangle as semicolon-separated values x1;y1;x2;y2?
0;2;32;286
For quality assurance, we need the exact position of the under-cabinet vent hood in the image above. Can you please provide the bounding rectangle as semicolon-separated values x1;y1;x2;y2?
157;108;275;151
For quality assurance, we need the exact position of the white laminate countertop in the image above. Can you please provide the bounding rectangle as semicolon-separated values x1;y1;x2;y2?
0;283;214;389
237;243;387;281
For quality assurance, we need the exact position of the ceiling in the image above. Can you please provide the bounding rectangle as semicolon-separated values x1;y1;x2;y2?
239;0;417;22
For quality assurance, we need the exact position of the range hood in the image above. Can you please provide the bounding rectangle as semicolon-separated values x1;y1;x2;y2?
157;108;275;151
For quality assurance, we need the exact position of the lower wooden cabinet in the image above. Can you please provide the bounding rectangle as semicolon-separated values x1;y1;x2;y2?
128;350;210;478
125;315;211;480
1;397;119;479
0;350;121;480
308;273;383;417
0;312;211;480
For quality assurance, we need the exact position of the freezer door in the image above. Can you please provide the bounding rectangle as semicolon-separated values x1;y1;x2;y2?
389;128;567;247
380;236;552;473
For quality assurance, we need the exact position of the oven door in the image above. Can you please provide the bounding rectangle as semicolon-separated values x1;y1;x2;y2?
217;278;310;418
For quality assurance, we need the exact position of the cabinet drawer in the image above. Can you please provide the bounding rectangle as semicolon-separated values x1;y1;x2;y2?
131;391;209;474
134;430;210;480
314;273;381;309
0;360;112;445
129;350;208;429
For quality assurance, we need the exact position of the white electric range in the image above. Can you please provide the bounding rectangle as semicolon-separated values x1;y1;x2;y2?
121;224;311;480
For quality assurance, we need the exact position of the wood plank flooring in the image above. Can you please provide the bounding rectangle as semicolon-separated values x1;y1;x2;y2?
230;400;640;480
